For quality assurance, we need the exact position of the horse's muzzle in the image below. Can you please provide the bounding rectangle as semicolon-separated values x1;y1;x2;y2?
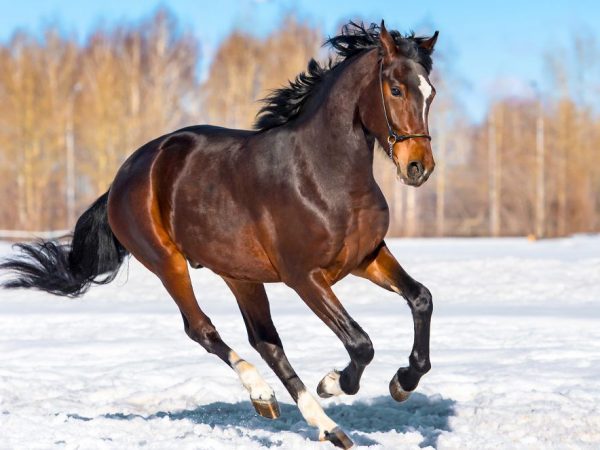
396;162;434;187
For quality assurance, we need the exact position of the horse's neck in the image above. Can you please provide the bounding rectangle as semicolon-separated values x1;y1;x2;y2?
298;50;379;183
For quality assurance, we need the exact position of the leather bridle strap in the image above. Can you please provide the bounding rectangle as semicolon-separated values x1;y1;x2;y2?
379;60;431;159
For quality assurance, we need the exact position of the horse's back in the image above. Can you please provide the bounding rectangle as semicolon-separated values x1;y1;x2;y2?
110;124;252;207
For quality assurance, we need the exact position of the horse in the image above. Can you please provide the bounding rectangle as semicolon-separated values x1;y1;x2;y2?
1;21;438;448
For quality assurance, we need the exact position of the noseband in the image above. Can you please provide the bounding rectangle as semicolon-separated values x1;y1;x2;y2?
379;60;431;159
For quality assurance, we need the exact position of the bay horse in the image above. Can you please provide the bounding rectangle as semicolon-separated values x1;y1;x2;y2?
1;21;438;448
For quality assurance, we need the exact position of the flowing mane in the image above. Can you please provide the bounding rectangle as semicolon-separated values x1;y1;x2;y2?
254;21;435;131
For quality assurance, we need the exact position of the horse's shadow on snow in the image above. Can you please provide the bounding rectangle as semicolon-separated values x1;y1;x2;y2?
100;393;455;448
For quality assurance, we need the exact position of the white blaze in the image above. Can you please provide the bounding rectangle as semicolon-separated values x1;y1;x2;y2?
417;74;433;126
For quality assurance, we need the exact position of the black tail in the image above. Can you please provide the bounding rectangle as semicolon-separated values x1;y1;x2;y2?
0;191;129;297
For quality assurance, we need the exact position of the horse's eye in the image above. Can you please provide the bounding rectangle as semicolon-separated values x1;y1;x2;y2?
391;87;401;97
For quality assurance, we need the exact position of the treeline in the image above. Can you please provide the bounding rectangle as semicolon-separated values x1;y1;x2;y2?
0;11;199;230
0;9;598;237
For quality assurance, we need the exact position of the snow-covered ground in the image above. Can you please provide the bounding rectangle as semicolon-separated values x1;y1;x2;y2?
1;236;599;449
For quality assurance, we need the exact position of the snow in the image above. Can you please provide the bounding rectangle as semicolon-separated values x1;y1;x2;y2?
1;236;599;449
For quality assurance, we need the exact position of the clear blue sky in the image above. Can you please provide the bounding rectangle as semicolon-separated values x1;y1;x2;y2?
0;0;598;120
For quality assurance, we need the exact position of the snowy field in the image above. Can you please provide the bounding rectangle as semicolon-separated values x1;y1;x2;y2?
1;237;600;449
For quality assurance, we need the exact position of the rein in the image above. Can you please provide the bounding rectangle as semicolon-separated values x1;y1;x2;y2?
379;60;431;159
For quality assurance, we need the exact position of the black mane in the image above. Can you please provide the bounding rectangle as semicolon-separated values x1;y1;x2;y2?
254;21;435;131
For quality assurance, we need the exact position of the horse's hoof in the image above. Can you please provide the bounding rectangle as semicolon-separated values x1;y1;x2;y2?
317;370;343;398
251;395;280;419
322;426;354;449
389;372;412;403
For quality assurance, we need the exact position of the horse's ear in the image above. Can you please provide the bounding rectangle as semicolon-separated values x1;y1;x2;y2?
379;20;397;63
419;31;439;52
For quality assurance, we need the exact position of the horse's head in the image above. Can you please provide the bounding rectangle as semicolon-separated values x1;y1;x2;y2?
361;21;438;187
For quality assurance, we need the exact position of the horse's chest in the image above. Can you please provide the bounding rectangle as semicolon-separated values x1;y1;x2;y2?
326;205;389;282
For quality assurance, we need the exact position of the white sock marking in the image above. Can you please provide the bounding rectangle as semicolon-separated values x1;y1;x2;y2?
417;74;433;126
321;370;344;396
228;351;274;400
297;390;338;439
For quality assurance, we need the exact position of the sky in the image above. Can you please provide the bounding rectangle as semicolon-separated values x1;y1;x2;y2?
0;0;598;121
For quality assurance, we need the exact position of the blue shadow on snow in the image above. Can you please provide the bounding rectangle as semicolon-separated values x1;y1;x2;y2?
70;393;455;448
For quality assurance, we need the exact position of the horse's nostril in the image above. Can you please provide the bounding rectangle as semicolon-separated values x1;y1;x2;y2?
407;161;424;179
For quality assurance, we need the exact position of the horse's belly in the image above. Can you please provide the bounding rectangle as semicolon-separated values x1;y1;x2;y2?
174;220;280;282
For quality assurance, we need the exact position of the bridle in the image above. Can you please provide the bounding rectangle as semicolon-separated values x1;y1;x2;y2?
379;60;431;159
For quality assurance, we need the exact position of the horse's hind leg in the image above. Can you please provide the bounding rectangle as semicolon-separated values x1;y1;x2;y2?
153;254;279;418
109;208;279;417
108;161;277;418
224;278;353;449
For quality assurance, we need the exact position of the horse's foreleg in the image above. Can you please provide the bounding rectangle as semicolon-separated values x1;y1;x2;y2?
352;241;432;402
290;271;374;400
224;279;353;449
